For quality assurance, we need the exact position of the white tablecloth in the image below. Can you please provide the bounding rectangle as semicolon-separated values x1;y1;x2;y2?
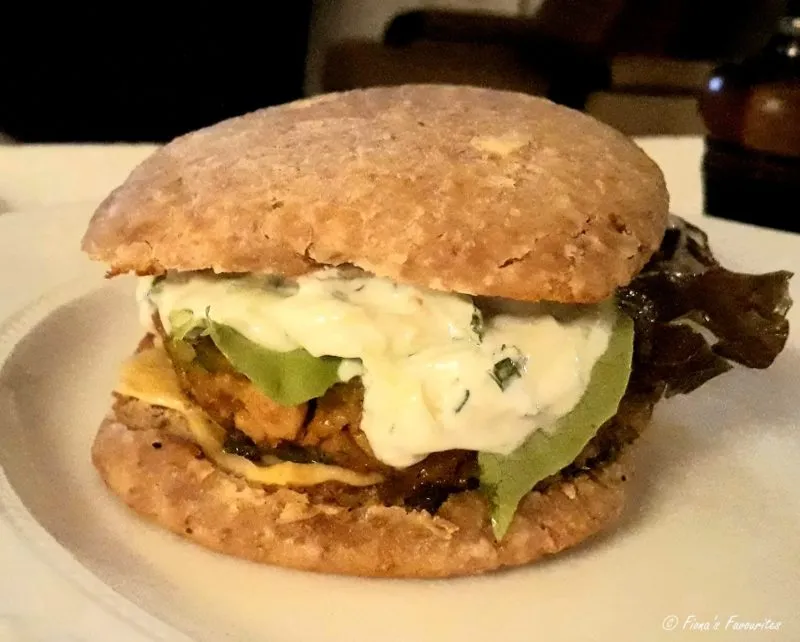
0;144;157;213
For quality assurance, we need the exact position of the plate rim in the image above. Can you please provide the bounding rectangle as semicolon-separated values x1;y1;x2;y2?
0;275;189;642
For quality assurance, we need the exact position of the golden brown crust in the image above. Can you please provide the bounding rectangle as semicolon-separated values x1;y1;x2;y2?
81;85;669;303
92;399;636;578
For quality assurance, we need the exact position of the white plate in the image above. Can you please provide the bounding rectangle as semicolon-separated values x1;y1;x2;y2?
0;204;798;642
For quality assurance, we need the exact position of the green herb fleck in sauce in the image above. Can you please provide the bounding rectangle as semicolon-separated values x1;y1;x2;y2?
454;389;471;413
490;357;522;391
471;308;485;342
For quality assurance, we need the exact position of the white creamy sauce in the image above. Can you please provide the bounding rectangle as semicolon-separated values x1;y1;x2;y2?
139;269;614;468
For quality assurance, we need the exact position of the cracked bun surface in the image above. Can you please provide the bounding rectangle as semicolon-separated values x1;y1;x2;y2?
81;84;669;303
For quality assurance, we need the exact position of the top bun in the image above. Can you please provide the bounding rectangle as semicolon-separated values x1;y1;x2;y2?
82;84;668;303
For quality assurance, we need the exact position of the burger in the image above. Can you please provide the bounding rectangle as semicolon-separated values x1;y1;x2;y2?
80;85;792;578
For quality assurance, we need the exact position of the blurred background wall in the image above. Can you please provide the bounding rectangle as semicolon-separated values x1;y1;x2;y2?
0;1;786;142
304;0;531;95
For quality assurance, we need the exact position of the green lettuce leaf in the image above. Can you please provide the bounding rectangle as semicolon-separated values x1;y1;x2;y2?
167;309;344;406
205;318;343;406
478;310;634;540
169;309;205;341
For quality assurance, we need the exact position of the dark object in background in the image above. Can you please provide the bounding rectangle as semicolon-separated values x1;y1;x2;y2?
323;0;783;114
700;1;800;233
383;11;609;110
0;8;312;143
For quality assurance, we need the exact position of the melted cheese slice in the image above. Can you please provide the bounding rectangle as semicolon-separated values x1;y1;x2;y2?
116;347;383;488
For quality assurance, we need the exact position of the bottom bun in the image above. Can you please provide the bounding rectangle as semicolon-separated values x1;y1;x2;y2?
92;398;638;578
